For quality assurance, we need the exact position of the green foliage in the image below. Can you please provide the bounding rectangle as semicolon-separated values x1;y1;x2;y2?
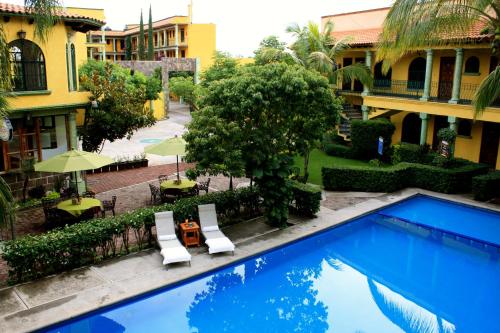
2;188;262;284
323;143;352;158
369;159;382;167
200;51;239;87
125;36;132;60
138;10;145;60
391;143;429;164
254;36;294;65
79;61;159;152
350;119;395;160
322;161;489;193
186;63;340;227
169;76;197;109
0;176;15;229
473;65;500;115
289;181;322;217
437;128;457;146
147;5;154;61
472;172;500;201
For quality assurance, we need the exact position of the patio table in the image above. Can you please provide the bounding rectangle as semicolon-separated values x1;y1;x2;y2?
57;198;103;217
160;179;197;192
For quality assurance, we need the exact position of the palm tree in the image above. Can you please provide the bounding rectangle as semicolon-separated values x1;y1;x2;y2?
0;0;60;235
377;0;500;115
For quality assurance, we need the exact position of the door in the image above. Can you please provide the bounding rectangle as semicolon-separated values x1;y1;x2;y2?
479;122;500;168
438;57;455;100
432;116;449;150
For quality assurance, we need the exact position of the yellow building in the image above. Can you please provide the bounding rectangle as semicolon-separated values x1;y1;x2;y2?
88;4;216;70
323;7;500;170
0;2;103;194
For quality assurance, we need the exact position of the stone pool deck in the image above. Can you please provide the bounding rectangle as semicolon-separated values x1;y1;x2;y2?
1;188;498;332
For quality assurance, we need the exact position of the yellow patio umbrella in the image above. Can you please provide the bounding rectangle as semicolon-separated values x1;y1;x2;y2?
34;149;114;195
144;135;186;182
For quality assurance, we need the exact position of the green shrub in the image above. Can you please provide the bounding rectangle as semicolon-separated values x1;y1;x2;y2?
369;159;382;167
391;143;427;164
289;181;322;217
350;119;395;161
323;143;353;158
322;161;488;193
472;172;500;201
2;187;261;284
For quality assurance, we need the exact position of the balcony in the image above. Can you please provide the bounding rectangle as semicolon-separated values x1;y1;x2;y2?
370;80;490;105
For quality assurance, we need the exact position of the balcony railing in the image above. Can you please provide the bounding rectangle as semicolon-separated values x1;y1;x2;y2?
371;80;482;105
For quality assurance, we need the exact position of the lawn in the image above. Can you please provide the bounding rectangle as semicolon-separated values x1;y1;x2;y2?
293;149;370;186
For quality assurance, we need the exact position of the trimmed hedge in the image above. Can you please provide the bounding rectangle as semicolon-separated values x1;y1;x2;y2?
2;188;261;284
350;119;395;160
322;162;489;194
391;143;426;164
289;181;322;217
472;172;500;201
323;143;353;158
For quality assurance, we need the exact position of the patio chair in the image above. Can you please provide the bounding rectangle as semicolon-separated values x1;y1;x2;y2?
154;211;191;267
45;208;75;230
197;178;211;195
101;196;117;217
158;174;169;184
80;206;100;221
180;184;199;198
149;183;162;205
161;187;183;204
82;191;96;198
42;198;60;222
198;204;235;255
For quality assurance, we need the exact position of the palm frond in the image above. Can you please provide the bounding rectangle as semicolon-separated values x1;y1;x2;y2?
308;51;334;74
473;65;500;115
335;63;373;89
24;0;61;42
0;176;14;228
329;37;352;60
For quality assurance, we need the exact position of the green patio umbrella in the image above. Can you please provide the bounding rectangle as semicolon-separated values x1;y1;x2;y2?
144;135;186;182
34;149;114;195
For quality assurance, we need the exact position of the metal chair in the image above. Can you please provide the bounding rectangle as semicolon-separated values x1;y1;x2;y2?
42;198;61;223
197;178;211;194
149;183;162;205
158;174;169;184
101;196;117;217
82;191;96;198
161;188;183;204
79;207;100;221
45;208;75;230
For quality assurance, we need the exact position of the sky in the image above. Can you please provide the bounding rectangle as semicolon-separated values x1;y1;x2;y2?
12;0;393;56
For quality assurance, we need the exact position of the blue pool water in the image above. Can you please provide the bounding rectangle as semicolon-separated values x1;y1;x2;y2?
44;196;500;333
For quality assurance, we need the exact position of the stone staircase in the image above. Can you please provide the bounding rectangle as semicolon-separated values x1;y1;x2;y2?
337;104;363;140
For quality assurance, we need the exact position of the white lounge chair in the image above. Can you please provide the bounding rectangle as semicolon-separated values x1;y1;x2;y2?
155;211;191;267
198;204;235;255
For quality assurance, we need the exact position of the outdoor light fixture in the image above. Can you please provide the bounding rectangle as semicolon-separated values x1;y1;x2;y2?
17;29;26;40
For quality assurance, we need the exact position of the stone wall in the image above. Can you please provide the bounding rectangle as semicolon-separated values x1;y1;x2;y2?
1;172;67;199
116;59;197;115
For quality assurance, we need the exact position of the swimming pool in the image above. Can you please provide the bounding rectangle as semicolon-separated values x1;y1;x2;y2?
43;195;500;333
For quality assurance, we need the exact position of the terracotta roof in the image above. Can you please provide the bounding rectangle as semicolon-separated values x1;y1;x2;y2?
322;7;391;19
332;23;491;47
0;2;105;26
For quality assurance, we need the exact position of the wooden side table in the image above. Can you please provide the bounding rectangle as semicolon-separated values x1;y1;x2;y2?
180;221;200;247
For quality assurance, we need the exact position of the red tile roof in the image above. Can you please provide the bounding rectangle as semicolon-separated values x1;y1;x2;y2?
0;2;105;26
332;23;491;47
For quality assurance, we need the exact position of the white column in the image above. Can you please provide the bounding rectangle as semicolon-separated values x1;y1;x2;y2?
175;25;179;58
101;27;106;61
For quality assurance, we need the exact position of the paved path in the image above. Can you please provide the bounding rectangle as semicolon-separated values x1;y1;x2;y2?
100;102;192;166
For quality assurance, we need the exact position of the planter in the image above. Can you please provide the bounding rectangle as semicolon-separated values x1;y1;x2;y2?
117;162;127;171
141;159;149;167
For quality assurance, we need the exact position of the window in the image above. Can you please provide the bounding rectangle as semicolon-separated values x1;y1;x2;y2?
464;56;480;74
181;50;186;58
407;57;426;90
70;44;77;91
120;40;125;49
40;116;57;149
9;39;47;91
106;39;111;45
374;62;392;88
180;29;185;43
3;118;41;170
457;119;472;137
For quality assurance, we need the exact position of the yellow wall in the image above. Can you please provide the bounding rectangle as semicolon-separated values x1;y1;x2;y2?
65;7;106;21
149;92;166;120
186;24;216;70
4;16;93;111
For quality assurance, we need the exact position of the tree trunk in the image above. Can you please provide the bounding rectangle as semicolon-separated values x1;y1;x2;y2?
229;175;233;190
22;176;29;202
302;149;310;183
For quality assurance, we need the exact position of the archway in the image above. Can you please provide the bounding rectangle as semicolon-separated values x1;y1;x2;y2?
401;113;421;144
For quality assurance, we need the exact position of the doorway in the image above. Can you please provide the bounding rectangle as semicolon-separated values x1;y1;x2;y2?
479;122;500;168
438;57;455;100
401;113;421;144
432;116;449;149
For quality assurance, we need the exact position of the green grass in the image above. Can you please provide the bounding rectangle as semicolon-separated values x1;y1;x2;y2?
293;149;370;186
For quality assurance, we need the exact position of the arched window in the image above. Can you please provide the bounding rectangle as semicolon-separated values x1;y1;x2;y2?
407;57;426;90
464;56;480;74
9;39;47;91
401;113;421;144
374;62;392;88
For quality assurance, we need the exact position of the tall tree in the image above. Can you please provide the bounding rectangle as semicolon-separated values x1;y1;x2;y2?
147;5;154;60
138;10;146;60
200;51;239;87
378;0;500;115
0;0;61;234
125;35;132;60
185;63;340;227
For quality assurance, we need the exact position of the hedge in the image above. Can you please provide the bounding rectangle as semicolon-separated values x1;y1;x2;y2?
472;172;500;201
2;187;261;284
323;143;353;158
322;162;489;194
391;143;426;164
350;119;395;160
3;184;323;284
289;181;322;217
